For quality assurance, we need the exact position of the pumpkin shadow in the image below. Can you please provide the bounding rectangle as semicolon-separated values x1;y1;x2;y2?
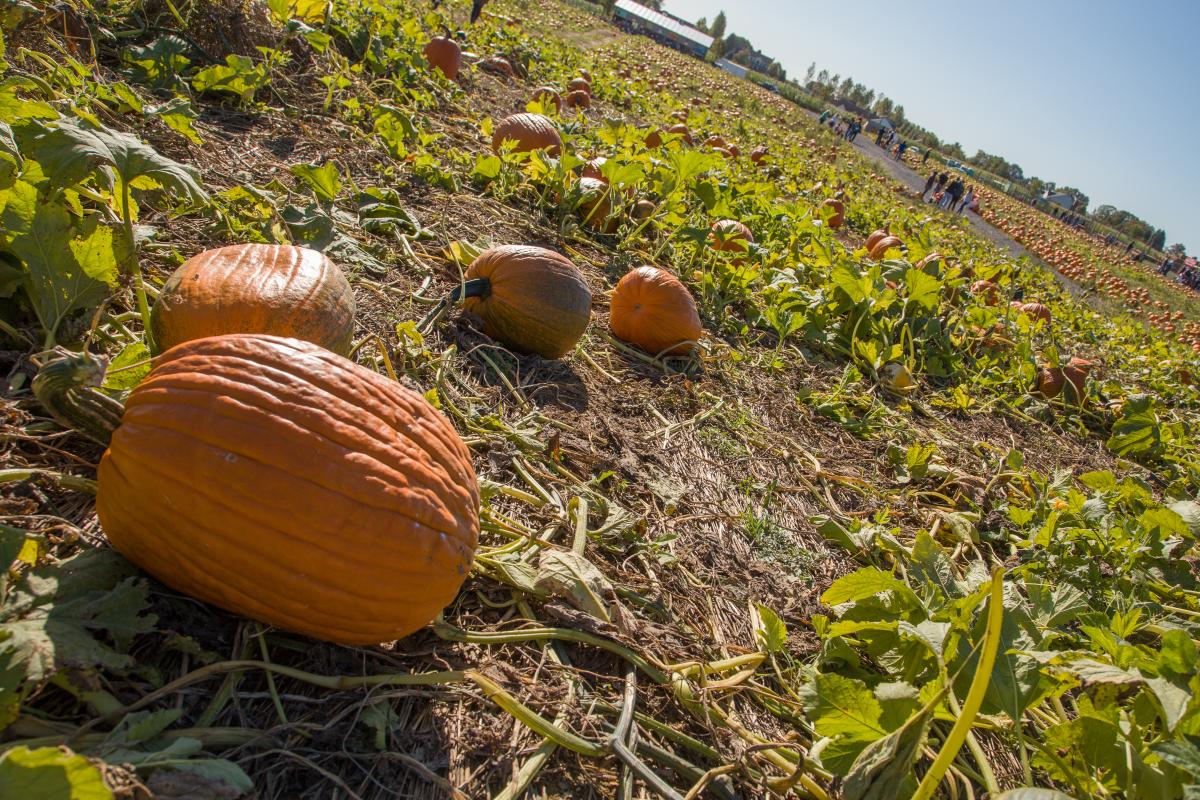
454;327;589;414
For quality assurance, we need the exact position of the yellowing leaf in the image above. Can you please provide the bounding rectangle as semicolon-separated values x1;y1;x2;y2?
0;746;112;800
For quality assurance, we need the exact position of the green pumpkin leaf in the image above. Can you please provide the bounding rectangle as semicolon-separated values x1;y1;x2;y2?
30;120;207;204
842;701;930;800
752;603;787;653
291;160;342;203
903;268;940;310
0;746;112;800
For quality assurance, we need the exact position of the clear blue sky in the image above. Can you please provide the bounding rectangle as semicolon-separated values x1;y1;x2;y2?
663;0;1199;254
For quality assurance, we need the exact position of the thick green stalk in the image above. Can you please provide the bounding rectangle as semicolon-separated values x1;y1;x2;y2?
913;568;1005;800
119;180;155;352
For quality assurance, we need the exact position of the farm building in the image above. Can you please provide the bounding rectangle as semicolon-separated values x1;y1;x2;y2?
864;118;894;134
1043;191;1078;210
612;0;713;58
715;58;747;79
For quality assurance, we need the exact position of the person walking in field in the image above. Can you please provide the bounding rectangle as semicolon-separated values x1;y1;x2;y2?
896;141;908;160
941;176;963;209
922;147;932;164
957;185;975;214
921;170;938;200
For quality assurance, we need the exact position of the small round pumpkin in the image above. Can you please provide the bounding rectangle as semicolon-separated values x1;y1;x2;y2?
581;156;607;182
492;113;562;156
749;146;768;164
463;245;592;358
644;129;663;148
667;123;694;145
868;235;903;260
632;199;656;219
1021;302;1052;323
97;334;479;645
479;56;514;77
865;226;890;252
703;135;728;150
575;177;616;232
150;244;355;356
709;219;753;252
821;198;845;229
971;280;1000;305
610;266;702;356
423;37;461;80
568;77;591;95
565;89;591;110
531;86;562;112
1037;366;1066;398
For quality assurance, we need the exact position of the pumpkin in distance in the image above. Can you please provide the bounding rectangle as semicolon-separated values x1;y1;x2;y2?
97;334;480;645
423;37;461;80
564;89;591;110
531;86;562;112
463;245;592;358
821;197;845;229
492;113;562;156
708;219;754;252
150;244;355;356
865;226;890;252
610;266;701;356
567;77;591;95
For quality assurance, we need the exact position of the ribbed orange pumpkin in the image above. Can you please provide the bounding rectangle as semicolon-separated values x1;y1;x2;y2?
463;245;592;358
531;86;562;112
581;156;607;182
865;227;890;252
150;244;355;356
868;235;903;260
565;89;591;110
97;334;479;645
709;219;753;252
479;56;514;77
971;280;1000;305
610;266;701;356
492;113;562;156
423;37;461;80
568;77;591;95
749;146;768;164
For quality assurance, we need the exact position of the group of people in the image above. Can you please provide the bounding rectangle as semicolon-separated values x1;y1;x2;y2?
1157;257;1200;290
817;110;864;143
921;170;976;214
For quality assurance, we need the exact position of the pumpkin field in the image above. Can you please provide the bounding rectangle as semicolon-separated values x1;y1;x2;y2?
3;1;1200;798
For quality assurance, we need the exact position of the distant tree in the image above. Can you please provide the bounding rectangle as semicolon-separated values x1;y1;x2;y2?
1150;229;1166;250
872;95;894;118
695;17;708;32
943;141;966;160
804;62;816;86
766;61;786;80
709;10;727;39
861;88;875;108
892;104;906;125
836;76;854;100
1028;177;1046;195
1167;243;1187;257
815;68;830;90
1008;163;1024;182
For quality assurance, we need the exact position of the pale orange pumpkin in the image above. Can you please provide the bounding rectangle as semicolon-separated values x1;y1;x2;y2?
423;37;461;80
610;266;701;356
492;113;562;155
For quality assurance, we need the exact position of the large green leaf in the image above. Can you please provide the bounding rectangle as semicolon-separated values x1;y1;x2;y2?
821;567;918;608
0;181;115;341
842;702;930;800
31;119;207;203
800;672;888;741
903;268;940;310
0;746;112;800
1106;395;1163;460
0;547;156;683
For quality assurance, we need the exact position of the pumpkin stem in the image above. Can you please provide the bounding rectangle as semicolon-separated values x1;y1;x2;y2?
416;278;491;334
32;349;124;446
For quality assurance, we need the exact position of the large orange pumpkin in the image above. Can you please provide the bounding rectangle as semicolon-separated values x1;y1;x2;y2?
462;245;592;358
709;219;753;252
492;113;562;155
610;266;702;356
97;334;479;645
150;244;355;356
423;37;461;80
868;235;903;260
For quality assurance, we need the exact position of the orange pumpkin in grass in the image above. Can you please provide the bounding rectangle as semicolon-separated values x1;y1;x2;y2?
868;235;903;260
821;197;845;229
575;177;617;232
565;89;591;110
151;244;355;356
1021;302;1052;323
708;219;754;252
96;334;479;646
492;113;562;156
531;86;562;112
865;226;890;252
644;128;663;148
568;77;591;95
610;266;702;356
971;280;1000;305
460;246;592;358
581;156;608;182
423;37;461;80
667;124;694;145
